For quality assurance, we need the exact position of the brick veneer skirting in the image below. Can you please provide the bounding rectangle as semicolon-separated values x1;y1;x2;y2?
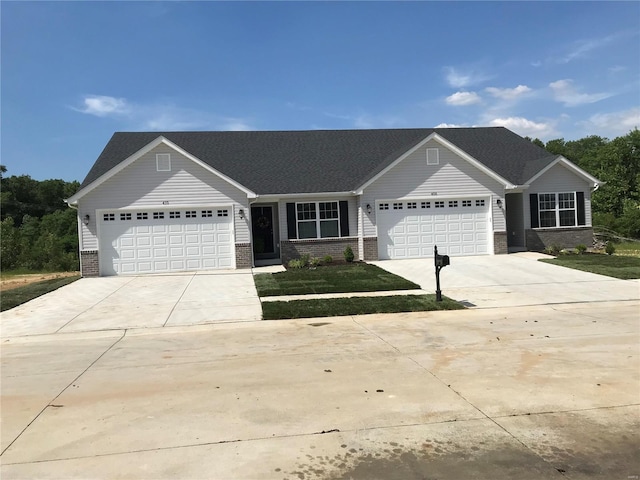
494;232;508;255
281;238;359;264
363;237;379;261
80;250;99;277
235;243;252;269
526;227;593;251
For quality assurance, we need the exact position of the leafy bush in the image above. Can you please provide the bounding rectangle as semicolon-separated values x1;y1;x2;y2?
344;245;355;263
288;259;305;269
576;244;587;254
605;243;616;255
299;253;310;267
544;244;562;256
322;255;333;264
309;257;321;268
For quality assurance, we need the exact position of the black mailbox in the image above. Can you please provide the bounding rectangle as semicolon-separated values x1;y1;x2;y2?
435;254;450;267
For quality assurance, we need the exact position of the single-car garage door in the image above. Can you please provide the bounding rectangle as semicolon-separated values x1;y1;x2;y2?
98;207;234;275
377;198;489;259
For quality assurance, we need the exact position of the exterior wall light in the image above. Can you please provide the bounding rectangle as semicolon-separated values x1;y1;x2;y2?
238;209;245;219
496;199;503;208
366;204;372;214
83;214;90;225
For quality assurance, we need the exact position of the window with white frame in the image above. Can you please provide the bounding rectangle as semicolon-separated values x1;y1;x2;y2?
539;192;576;228
296;202;340;239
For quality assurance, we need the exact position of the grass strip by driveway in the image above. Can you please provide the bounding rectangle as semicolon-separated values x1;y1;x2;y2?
540;254;640;280
262;294;464;320
254;263;420;296
1;276;81;311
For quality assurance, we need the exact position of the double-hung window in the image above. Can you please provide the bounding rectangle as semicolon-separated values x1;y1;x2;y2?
296;201;340;239
537;192;577;228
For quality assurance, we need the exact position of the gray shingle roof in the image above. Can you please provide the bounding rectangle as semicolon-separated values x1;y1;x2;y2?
79;127;557;194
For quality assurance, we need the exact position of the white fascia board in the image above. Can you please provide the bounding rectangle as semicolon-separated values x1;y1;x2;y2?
354;133;514;194
259;191;356;200
67;136;256;203
525;155;601;187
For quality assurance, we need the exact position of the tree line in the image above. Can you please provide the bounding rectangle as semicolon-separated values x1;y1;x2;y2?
1;168;80;271
1;129;638;272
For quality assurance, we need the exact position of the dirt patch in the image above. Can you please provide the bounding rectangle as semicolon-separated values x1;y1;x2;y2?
0;272;80;292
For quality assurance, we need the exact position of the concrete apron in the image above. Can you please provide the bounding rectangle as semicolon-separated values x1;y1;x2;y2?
1;301;638;479
0;270;262;338
371;252;640;308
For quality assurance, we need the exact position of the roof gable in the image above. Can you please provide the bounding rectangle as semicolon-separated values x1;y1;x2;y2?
67;136;255;203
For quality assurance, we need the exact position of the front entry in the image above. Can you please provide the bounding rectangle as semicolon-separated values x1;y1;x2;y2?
251;204;280;264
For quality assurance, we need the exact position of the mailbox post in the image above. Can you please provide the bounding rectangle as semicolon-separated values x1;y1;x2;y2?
434;245;450;302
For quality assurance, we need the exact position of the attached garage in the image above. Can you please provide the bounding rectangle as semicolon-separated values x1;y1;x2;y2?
377;198;490;259
98;207;234;275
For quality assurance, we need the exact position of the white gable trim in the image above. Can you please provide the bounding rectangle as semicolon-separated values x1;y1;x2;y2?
354;132;514;194
66;136;256;204
525;155;601;187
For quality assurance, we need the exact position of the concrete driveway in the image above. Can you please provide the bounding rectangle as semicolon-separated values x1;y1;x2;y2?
372;252;640;308
0;270;262;338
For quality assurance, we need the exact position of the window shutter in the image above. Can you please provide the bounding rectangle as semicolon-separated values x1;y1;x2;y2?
529;194;539;228
286;203;297;239
339;201;349;237
576;192;586;226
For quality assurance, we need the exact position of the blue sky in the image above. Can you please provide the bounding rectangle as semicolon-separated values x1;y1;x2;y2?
2;1;639;182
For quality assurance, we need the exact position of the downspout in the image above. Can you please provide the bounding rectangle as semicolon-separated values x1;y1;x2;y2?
66;201;83;275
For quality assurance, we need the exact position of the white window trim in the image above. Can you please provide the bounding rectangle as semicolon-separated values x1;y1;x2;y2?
156;153;171;172
538;192;577;228
426;148;439;165
295;201;341;239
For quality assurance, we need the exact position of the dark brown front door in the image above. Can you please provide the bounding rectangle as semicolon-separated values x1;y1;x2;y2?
251;205;277;259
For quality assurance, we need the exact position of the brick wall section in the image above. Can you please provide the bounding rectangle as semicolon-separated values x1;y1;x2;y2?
493;232;508;255
80;250;99;277
235;243;252;269
526;227;593;251
363;237;379;261
281;238;359;264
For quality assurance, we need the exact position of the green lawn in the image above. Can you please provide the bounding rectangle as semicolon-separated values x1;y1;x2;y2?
254;262;420;296
540;253;640;280
262;294;464;320
1;276;81;311
611;242;640;258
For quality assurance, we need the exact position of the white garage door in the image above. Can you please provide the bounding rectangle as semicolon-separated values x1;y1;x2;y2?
377;198;490;259
98;208;234;275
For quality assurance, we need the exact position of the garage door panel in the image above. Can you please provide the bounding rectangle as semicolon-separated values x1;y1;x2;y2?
99;208;234;275
378;198;490;259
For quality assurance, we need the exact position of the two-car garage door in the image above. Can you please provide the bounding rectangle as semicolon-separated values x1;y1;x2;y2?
98;208;234;275
377;198;490;259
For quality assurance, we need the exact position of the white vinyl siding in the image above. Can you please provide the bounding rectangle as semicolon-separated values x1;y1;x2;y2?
361;139;505;237
525;163;592;229
78;145;249;250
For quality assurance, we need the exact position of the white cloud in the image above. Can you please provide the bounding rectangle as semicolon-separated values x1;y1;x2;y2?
434;123;468;128
558;32;624;64
72;94;253;131
443;66;491;88
445;91;481;106
74;95;130;117
485;85;532;101
549;79;612;107
580;107;640;136
488;116;555;139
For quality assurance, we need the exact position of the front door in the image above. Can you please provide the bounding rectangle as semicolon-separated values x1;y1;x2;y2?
251;205;279;260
